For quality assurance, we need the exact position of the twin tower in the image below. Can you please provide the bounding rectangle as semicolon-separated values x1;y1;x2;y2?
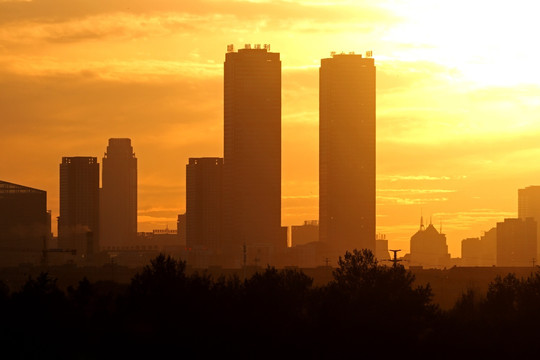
187;45;376;267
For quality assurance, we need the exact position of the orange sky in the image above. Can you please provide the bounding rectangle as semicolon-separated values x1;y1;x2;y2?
2;0;540;257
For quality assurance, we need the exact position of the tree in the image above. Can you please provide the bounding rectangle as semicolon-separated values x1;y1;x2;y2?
129;253;187;298
314;249;436;356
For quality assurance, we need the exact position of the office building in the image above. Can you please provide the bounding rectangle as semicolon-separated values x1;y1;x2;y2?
461;227;496;266
375;233;390;261
409;217;450;269
100;138;137;250
319;51;376;259
58;157;99;257
0;180;49;266
291;220;319;247
497;217;537;267
186;157;223;254
518;186;540;261
223;44;282;266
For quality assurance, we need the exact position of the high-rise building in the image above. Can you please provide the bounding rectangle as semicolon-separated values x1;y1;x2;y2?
100;138;137;250
319;52;376;259
497;217;537;267
186;157;223;255
518;185;540;261
223;44;282;267
58;157;99;257
0;180;49;266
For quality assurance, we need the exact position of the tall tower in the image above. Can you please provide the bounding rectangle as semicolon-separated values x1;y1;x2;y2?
58;157;100;257
186;157;223;267
319;52;376;259
223;44;282;267
100;138;137;250
518;185;540;262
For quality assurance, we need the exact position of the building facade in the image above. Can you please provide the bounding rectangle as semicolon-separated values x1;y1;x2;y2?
518;186;540;262
291;220;319;247
497;217;537;267
186;157;223;267
461;227;496;267
58;157;100;257
0;180;49;266
409;217;450;269
100;138;137;250
223;44;283;267
319;52;376;260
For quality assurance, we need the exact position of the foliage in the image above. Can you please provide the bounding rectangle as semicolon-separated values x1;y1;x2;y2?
21;252;540;356
313;249;437;356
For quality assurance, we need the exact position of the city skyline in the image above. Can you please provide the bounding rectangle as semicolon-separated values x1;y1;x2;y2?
3;1;540;257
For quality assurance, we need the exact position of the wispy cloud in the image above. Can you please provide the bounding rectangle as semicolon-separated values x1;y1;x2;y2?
378;188;455;194
378;175;455;182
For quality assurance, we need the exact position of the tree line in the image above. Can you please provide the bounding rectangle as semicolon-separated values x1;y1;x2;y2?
1;249;540;359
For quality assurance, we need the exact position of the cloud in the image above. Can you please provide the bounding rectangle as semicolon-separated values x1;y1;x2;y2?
282;194;318;199
378;188;456;194
378;175;453;182
432;209;516;231
0;69;223;233
0;0;398;25
377;196;449;206
377;59;456;93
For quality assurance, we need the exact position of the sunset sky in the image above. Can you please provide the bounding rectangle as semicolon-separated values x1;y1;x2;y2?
2;0;540;257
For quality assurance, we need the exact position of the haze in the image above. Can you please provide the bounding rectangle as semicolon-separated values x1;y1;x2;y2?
2;0;539;256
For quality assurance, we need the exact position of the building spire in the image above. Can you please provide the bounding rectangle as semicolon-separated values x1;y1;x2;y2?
420;209;425;231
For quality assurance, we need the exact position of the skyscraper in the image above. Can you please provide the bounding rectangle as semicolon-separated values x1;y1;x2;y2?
58;157;100;257
319;52;376;259
223;44;282;266
186;157;223;265
518;185;540;261
100;138;137;250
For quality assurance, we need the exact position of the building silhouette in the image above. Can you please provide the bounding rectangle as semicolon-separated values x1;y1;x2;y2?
409;216;450;268
461;237;482;266
58;157;99;258
222;44;283;267
319;52;376;259
100;138;137;250
0;180;50;266
518;186;540;262
291;220;319;247
375;233;391;261
497;217;537;267
461;227;496;266
186;157;223;267
177;213;186;245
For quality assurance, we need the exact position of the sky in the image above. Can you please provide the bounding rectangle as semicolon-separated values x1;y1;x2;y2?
2;0;540;257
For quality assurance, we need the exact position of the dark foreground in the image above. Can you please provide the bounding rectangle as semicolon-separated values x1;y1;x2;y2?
1;250;539;359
